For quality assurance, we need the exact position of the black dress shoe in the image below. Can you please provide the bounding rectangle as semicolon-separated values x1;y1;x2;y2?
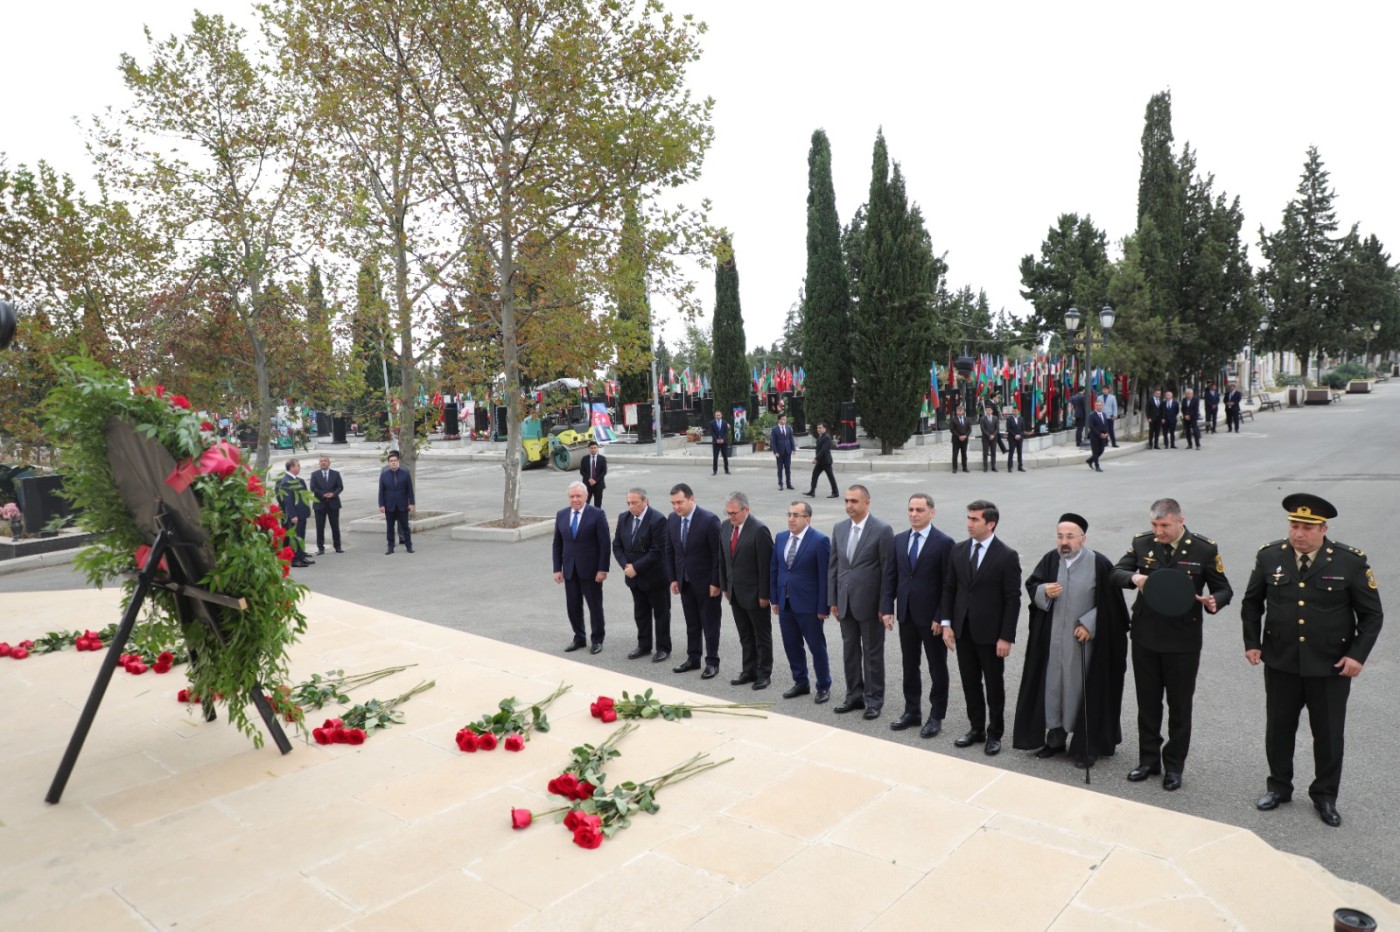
627;647;650;660
787;485;796;490
673;659;700;673
589;643;603;655
1162;772;1183;791
803;490;816;497
752;678;770;690
700;664;718;679
652;650;670;662
1018;467;1026;472
1126;764;1161;782
316;549;326;555
826;493;840;498
782;683;810;699
889;712;920;731
814;689;831;704
862;707;880;720
1074;755;1098;769
1314;798;1341;827
334;547;344;553
1256;790;1290;811
834;699;866;714
564;641;586;652
730;674;755;686
385;549;394;555
1035;745;1065;759
953;730;986;748
405;546;414;553
919;719;942;739
291;560;311;568
984;737;1002;756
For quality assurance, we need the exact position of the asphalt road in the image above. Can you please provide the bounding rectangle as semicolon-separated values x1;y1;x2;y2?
7;389;1398;901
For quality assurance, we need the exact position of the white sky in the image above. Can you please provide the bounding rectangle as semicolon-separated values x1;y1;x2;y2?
6;1;1397;353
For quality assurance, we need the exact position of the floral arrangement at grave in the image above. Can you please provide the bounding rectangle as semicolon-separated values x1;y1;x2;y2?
43;357;308;745
591;688;771;722
456;683;570;752
547;722;638;801
311;679;435;745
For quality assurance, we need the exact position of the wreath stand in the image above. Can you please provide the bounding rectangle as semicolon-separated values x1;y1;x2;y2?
46;418;294;804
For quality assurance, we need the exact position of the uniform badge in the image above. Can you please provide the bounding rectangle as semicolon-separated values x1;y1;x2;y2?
1215;554;1224;574
1367;569;1378;590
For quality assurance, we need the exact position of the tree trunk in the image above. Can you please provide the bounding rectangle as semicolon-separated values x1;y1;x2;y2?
499;246;523;527
394;211;417;480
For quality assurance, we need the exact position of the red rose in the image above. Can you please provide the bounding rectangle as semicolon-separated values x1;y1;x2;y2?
589;702;602;719
75;638;90;651
158;651;175;665
126;661;147;674
550;773;579;799
576;781;597;800
10;647;30;660
456;729;478;752
154;385;165;398
265;503;281;516
169;395;191;410
600;708;618;723
511;808;533;830
200;420;214;432
0;643;10;657
153;661;172;674
346;729;366;745
332;726;349;743
563;810;582;831
247;475;264;495
278;546;295;563
572;823;604;849
477;732;499;751
177;688;191;702
595;696;615;711
312;728;330;744
19;640;33;649
324;718;343;729
504;734;525;752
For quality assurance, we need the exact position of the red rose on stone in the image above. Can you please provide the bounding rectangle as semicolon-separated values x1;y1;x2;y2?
563;810;583;831
595;696;615;712
456;729;479;752
126;660;148;674
511;808;533;830
576;781;597;800
169;395;191;410
0;643;11;657
549;773;579;799
313;728;331;745
10;647;30;660
600;708;618;723
153;661;172;674
158;651;175;665
504;734;525;752
476;732;499;751
572;817;604;850
19;640;33;649
177;688;191;702
346;729;366;745
323;718;343;729
332;726;349;743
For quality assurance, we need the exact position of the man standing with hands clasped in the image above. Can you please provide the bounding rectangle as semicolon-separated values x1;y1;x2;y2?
1243;494;1383;828
378;451;415;555
1112;498;1231;791
770;501;833;704
309;455;344;555
612;487;671;662
554;481;609;654
579;439;607;508
665;484;724;678
771;414;796;490
890;494;955;738
828;485;896;719
717;491;775;689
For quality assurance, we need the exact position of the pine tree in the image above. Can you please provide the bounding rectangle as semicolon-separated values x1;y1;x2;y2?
800;129;853;431
852;131;937;454
1135;91;1185;340
710;238;749;430
1017;213;1112;337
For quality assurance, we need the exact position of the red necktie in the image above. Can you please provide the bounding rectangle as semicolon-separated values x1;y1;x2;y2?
730;524;739;556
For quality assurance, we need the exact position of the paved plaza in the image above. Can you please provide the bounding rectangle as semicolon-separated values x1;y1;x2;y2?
3;390;1399;928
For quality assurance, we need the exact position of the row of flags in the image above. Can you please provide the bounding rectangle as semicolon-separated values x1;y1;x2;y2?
924;353;1129;426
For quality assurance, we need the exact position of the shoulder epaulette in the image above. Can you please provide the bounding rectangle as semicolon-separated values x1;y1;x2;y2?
1134;530;1153;539
1327;541;1366;558
1259;539;1286;552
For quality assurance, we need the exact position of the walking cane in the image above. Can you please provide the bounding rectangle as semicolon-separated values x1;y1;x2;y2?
1079;634;1091;786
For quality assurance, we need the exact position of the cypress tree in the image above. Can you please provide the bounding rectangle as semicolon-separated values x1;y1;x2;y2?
354;262;390;439
1135;91;1185;336
800;129;852;431
852;131;935;454
614;198;653;405
710;238;749;431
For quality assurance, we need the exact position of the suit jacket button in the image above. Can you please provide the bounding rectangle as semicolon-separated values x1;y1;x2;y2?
1298;600;1305;606
1299;636;1306;642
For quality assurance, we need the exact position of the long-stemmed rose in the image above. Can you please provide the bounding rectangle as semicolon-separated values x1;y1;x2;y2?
593;688;771;722
456;682;571;753
559;752;733;849
548;722;638;801
334;680;435;737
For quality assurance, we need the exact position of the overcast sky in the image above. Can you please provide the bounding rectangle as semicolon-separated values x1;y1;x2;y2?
6;1;1397;354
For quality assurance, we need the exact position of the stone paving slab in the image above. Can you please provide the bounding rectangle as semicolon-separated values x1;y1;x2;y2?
2;587;1396;931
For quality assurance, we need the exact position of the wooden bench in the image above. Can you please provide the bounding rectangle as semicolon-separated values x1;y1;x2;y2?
1257;392;1282;412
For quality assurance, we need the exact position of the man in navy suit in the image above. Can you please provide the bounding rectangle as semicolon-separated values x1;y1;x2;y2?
710;415;730;475
1204;382;1221;434
277;458;313;567
1086;399;1109;472
579;439;607;508
664;483;723;677
1162;390;1180;448
770;414;796;490
1181;387;1202;449
890;493;955;738
553;481;610;654
1223;382;1243;432
770;500;833;704
612;487;671;662
939;499;1022;756
377;451;415;555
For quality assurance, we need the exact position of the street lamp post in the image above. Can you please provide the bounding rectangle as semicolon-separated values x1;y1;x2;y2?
1248;316;1270;404
1365;320;1380;372
1064;306;1115;430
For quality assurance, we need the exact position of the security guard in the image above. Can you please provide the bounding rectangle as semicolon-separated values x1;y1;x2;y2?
1111;498;1232;792
1242;494;1383;828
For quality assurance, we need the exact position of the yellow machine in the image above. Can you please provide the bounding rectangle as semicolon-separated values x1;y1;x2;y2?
519;416;596;470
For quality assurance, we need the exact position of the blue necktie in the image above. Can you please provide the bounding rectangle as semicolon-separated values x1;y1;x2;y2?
681;516;689;549
909;531;921;564
570;510;579;538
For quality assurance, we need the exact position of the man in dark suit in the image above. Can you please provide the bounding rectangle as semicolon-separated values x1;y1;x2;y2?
891;493;955;738
803;422;839;498
1146;389;1164;449
664;483;723;678
1204;382;1221;434
612;487;671;662
1069;390;1088;447
1085;399;1109;472
770;414;796;490
277;458;313;568
579;439;607;508
1112;498;1232;791
308;455;344;555
1180;388;1202;449
1161;390;1180;448
829;484;896;719
949;403;971;473
1243;494;1384;828
939;499;1022;755
709;414;730;475
553;481;610;654
978;404;1002;473
1003;407;1025;473
770;500;833;704
377;451;415;554
1223;382;1243;432
717;491;775;689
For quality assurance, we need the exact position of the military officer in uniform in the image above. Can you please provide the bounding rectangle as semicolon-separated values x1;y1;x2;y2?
1242;494;1383;828
1112;498;1232;792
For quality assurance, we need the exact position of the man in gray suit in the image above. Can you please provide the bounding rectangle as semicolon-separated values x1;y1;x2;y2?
828;484;897;719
